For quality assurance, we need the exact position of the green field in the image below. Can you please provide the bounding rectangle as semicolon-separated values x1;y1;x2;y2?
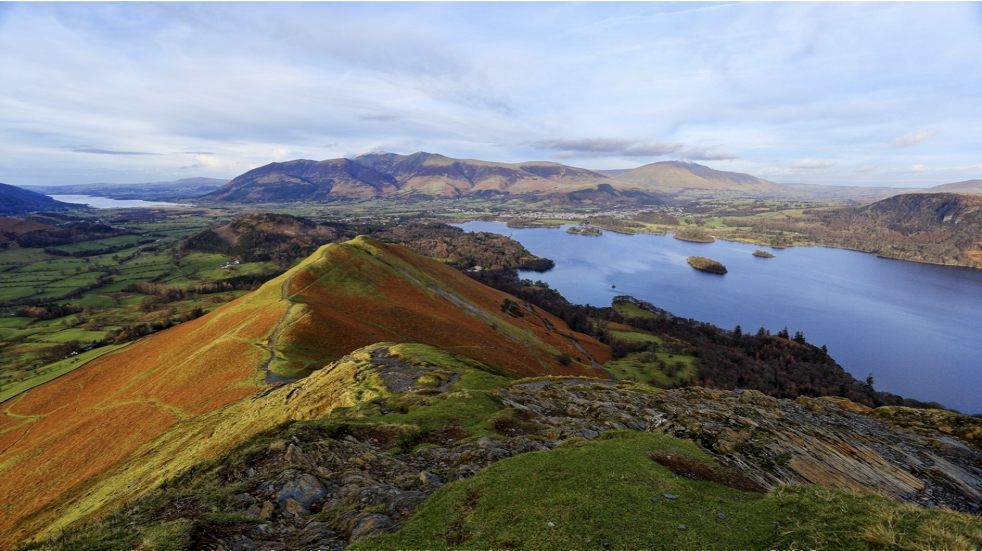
0;208;284;400
604;330;699;387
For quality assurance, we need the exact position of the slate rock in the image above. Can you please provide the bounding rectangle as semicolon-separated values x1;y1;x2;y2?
350;513;394;540
275;472;327;509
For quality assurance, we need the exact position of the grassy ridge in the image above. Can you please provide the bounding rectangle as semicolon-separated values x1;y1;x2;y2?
357;430;982;551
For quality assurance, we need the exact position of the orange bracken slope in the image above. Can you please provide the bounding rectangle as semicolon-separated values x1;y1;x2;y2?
0;236;610;547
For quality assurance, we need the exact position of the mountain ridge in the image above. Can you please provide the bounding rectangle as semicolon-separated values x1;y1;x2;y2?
0;183;74;215
203;153;803;204
0;236;609;547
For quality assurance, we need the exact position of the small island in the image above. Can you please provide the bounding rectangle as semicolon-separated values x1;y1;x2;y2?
673;229;715;243
687;256;728;274
752;250;775;258
566;226;603;236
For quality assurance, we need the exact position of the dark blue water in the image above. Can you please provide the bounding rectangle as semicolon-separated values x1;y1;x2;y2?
460;221;982;414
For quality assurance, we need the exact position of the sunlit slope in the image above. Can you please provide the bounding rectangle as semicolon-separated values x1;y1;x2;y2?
0;275;289;545
613;160;781;193
270;236;609;378
14;342;399;545
0;236;610;546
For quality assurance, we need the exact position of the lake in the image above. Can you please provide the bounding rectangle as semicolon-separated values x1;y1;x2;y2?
459;221;982;414
49;194;182;209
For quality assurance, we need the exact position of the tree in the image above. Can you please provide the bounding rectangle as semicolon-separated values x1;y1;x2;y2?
733;324;743;338
865;374;875;390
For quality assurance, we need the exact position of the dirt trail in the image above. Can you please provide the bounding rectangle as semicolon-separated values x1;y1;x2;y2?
259;271;303;385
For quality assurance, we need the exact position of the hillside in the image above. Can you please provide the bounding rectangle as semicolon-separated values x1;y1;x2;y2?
0;237;608;547
926;179;982;195
15;349;982;550
746;192;982;266
201;152;627;204
3;235;982;549
184;213;345;265
0;217;56;247
0;184;73;216
610;160;782;195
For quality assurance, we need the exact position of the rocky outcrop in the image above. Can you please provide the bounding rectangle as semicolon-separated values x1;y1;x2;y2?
198;430;562;551
170;377;980;551
497;380;982;513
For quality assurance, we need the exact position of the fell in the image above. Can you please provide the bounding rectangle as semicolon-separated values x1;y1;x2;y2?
0;237;609;547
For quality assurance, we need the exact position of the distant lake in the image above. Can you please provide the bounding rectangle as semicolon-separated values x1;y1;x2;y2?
49;194;182;209
459;221;982;414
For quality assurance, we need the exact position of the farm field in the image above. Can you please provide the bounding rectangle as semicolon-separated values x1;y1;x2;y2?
0;208;276;401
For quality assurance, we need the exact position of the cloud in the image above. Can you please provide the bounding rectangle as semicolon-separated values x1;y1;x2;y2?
892;130;938;148
678;146;739;161
909;164;930;172
790;158;835;170
68;146;158;156
855;165;876;173
527;138;682;158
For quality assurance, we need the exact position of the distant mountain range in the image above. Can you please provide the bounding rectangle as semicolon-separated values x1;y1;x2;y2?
200;152;787;204
6;155;980;207
0;183;74;215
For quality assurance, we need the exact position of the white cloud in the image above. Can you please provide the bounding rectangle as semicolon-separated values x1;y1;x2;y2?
909;164;930;172
678;146;739;161
791;159;835;170
892;130;939;148
527;138;682;158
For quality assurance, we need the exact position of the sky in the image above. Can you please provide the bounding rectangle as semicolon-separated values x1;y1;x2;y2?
2;2;982;187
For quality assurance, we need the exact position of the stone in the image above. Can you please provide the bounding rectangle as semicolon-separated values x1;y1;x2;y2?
259;501;276;521
231;537;259;551
275;473;328;510
350;513;394;541
663;493;678;500
419;470;442;485
718;513;726;519
297;521;335;544
283;497;310;518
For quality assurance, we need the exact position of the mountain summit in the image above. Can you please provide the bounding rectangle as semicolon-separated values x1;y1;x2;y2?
610;160;781;193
